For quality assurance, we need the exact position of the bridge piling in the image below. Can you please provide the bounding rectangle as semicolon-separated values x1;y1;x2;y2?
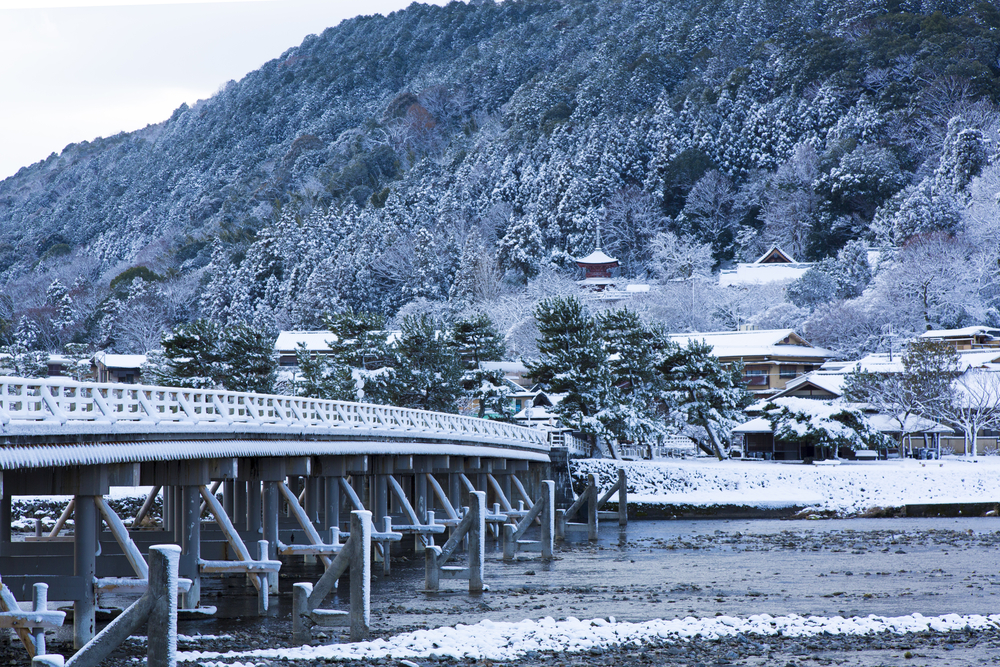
262;481;279;594
324;476;340;532
73;495;97;649
180;486;201;609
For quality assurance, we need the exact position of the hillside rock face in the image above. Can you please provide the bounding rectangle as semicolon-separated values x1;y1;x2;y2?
0;0;998;349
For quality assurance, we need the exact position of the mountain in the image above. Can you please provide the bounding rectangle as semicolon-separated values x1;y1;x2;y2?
0;0;998;354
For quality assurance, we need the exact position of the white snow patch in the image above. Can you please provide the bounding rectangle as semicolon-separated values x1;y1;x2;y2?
180;613;1000;663
575;457;1000;515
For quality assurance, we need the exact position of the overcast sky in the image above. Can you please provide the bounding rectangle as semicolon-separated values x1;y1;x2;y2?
0;0;448;180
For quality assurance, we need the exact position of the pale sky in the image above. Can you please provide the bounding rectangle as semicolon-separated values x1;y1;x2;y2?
0;0;449;179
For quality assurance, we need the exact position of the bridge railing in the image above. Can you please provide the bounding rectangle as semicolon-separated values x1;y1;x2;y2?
0;377;548;450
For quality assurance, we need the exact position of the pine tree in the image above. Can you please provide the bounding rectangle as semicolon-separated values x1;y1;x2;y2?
655;339;752;460
155;319;225;389
526;296;619;443
449;313;509;419
392;314;464;412
221;322;277;394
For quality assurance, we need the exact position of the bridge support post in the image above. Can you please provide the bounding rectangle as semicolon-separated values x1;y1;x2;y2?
162;487;172;537
305;476;319;527
180;485;201;609
373;474;387;525
263;481;279;594
449;473;462;517
73;495;97;649
324;476;339;532
223;479;235;516
247;481;262;536
414;472;427;551
235;480;247;530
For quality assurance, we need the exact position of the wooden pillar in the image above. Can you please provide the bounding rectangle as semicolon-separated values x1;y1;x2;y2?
263;481;279;594
73;495;97;648
235;480;247;530
324;477;340;532
180;486;201;609
247;481;262;536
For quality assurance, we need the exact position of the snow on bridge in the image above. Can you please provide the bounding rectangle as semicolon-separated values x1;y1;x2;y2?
0;376;549;469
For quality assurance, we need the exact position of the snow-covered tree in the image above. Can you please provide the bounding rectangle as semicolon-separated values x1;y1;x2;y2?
764;397;890;460
655;339;753;460
527;296;619;446
924;369;1000;458
843;339;959;454
391;314;464;412
221;323;277;394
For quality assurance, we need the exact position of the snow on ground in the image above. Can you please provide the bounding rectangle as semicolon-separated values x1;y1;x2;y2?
182;613;1000;664
574;457;1000;516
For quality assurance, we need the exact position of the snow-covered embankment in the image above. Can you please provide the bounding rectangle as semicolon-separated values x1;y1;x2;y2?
573;457;1000;516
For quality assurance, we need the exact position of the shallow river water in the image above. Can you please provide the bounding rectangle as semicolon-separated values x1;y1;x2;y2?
12;517;1000;666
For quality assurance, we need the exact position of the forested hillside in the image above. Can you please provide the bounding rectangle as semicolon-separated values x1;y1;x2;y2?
1;0;998;360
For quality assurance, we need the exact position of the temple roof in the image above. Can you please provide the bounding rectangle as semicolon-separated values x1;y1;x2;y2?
575;249;618;265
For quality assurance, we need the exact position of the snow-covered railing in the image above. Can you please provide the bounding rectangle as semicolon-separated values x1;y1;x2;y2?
0;376;548;451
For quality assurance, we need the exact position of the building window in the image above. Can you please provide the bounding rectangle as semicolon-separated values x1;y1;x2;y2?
743;367;769;387
779;365;797;378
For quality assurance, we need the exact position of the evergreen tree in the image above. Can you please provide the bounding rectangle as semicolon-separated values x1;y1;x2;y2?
392;314;464;412
1;317;48;378
221;322;277;394
449;313;510;419
155;319;225;389
598;308;666;445
526;296;619;443
655;339;752;460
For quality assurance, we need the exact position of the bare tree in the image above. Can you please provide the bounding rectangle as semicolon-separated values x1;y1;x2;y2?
924;368;1000;457
762;143;821;259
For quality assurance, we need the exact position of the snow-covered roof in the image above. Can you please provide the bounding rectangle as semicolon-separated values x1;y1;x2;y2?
920;325;1000;340
957;349;1000;369
274;330;337;352
839;353;904;374
575;249;618;265
754;245;797;264
718;262;812;287
732;416;773;433
773;371;846;398
667;329;834;361
865;413;953;435
481;361;528;375
93;351;147;369
513;405;558;422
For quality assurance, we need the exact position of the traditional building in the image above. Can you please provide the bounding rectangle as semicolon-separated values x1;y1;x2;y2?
718;245;813;287
575;247;619;291
919;326;1000;350
667;328;835;397
92;351;146;384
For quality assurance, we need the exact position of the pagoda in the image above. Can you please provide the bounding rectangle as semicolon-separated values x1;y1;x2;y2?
575;231;619;291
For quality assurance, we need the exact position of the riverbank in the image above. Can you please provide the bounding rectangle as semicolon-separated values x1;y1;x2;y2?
23;516;997;667
573;457;1000;517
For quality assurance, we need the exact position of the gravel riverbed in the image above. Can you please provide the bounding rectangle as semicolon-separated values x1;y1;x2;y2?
6;517;1000;666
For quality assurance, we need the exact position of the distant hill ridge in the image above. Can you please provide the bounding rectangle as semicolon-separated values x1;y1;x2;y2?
0;0;997;345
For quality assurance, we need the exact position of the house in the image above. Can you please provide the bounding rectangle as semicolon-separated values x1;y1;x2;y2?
718;246;814;287
92;351;146;384
667;328;835;396
273;330;337;367
733;406;953;461
919;326;1000;350
769;370;846;400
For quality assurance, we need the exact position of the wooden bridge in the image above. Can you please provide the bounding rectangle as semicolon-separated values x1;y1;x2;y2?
0;376;566;661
